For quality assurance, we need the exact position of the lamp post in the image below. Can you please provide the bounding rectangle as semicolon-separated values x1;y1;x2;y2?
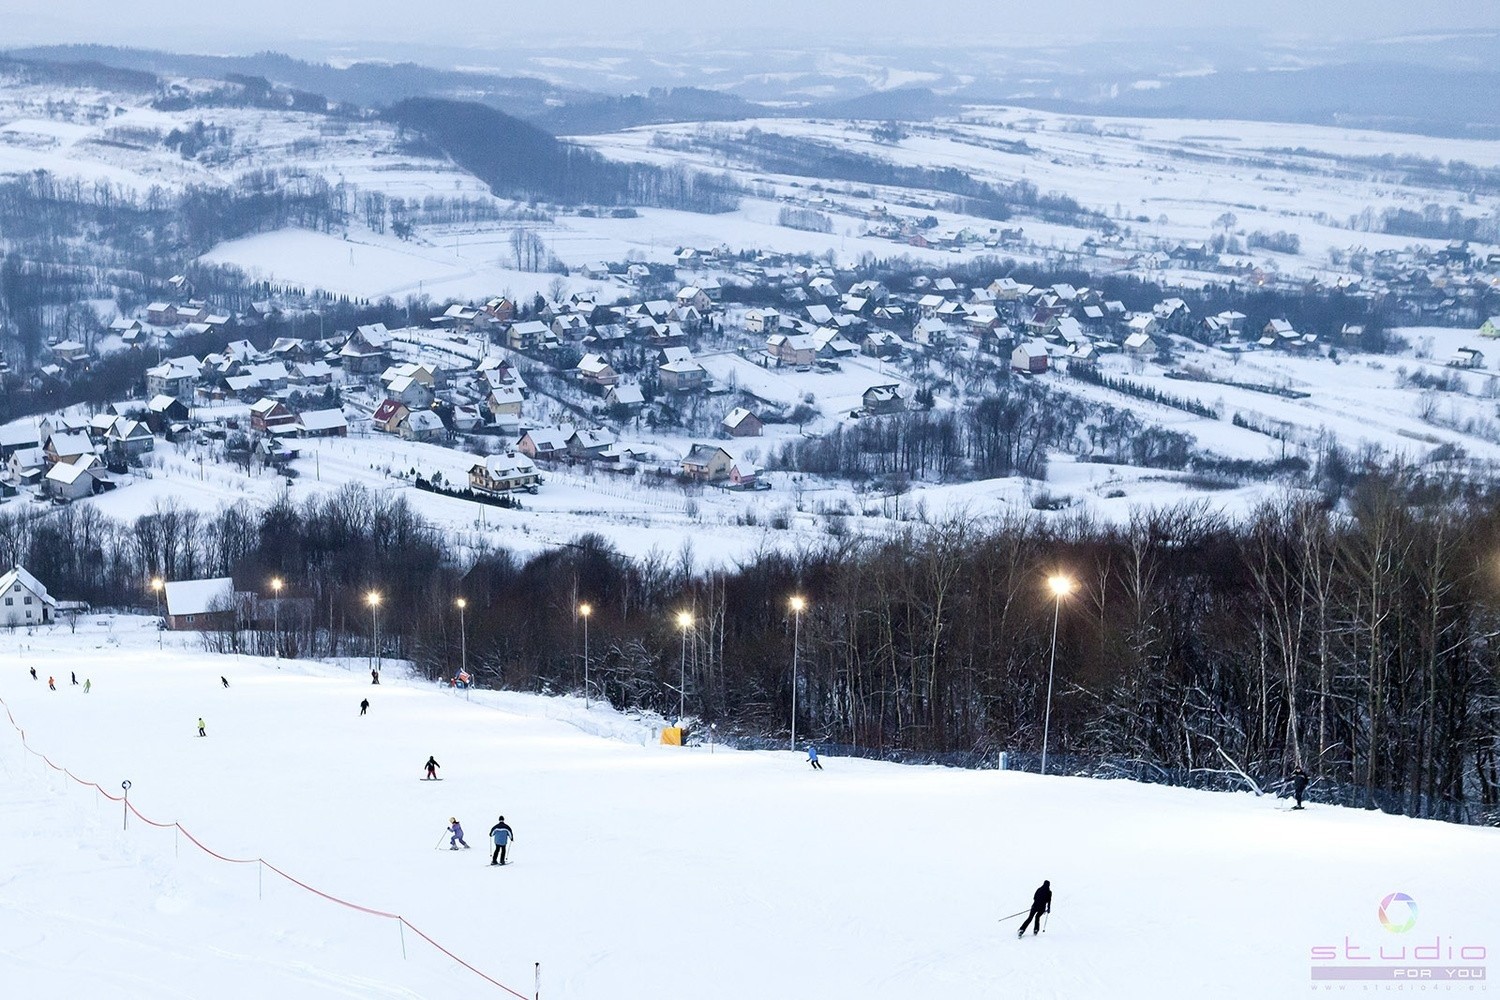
455;597;467;683
675;611;693;724
270;577;283;660
1041;574;1074;777
789;595;806;751
367;591;382;679
578;603;592;709
150;577;164;648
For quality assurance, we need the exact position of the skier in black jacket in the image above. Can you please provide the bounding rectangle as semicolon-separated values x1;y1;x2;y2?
1018;880;1052;937
1292;767;1309;809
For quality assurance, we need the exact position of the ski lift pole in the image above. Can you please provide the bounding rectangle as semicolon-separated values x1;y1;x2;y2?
121;780;131;831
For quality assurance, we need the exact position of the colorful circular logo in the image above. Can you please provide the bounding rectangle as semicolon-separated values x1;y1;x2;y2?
1378;893;1418;933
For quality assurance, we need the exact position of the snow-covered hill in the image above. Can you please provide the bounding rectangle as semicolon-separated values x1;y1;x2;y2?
1;618;1495;998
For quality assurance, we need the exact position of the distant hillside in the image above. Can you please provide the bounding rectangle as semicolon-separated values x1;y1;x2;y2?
1;45;589;119
0;55;158;94
385;97;740;212
805;87;964;122
532;86;759;135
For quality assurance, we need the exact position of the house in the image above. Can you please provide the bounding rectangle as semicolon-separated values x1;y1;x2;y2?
8;447;47;485
484;297;516;323
371;399;411;434
487;385;525;419
1450;347;1485;370
517;426;572;460
862;384;907;415
45;432;94;466
863;331;904;359
681;444;733;482
298;409;348;438
722;407;763;437
0;423;38;458
728;460;761;488
1011;340;1050;374
290;360;334;385
659;357;707;393
163;577;239;631
104;418;155;458
249;398;297;434
567;428;617;460
507;320;552;351
50;339;90;365
767;333;817;367
0;566;57;626
399;409;445;442
911;317;950;347
576;353;620;389
676;286;712;312
146;302;178;326
45;454;104;501
469;452;541;494
1264;319;1298;342
1123;331;1156;356
1479;317;1500;338
386;374;435;409
745;308;781;335
606;384;645;411
145;356;203;403
340;324;392;376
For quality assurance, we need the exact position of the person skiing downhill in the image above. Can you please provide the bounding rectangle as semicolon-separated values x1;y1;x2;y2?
448;818;470;850
360;698;370;716
83;679;90;693
47;676;55;690
1292;767;1309;809
1018;880;1052;938
807;746;823;770
197;718;206;737
71;672;78;685
489;816;514;866
423;756;440;780
221;676;229;689
29;667;36;680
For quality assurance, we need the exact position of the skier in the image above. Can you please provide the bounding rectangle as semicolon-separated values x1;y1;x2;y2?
83;678;90;693
448;817;470;850
221;676;229;688
1292;766;1309;810
197;717;207;737
1018;880;1052;938
48;676;55;690
371;669;380;685
360;698;370;716
423;756;441;780
71;672;78;686
29;667;36;680
807;745;823;770
489;816;515;866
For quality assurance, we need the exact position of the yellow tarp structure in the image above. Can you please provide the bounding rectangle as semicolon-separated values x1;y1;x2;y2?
660;726;684;746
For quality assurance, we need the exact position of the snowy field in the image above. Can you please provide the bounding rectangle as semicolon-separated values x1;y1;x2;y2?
1;618;1496;999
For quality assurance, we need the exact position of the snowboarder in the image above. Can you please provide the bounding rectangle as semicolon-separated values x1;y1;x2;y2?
221;676;229;688
807;746;823;770
83;679;90;693
197;718;206;737
423;756;440;780
448;817;470;850
28;667;36;680
1292;766;1309;810
371;669;380;685
47;676;55;690
360;698;370;716
489;816;514;866
1018;880;1052;938
71;672;78;685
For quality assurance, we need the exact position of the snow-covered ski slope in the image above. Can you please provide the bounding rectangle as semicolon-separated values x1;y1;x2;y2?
1;617;1495;999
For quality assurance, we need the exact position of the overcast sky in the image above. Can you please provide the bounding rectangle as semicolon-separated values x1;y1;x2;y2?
3;0;1497;55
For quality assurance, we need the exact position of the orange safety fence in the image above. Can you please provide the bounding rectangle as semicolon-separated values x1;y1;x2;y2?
0;696;529;999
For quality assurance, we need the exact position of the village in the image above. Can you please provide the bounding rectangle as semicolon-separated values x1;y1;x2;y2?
1;233;1499;519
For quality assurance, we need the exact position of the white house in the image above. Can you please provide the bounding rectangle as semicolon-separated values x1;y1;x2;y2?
0;565;56;626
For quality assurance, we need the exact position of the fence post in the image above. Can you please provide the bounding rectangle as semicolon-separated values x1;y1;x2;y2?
999;751;1007;771
399;920;407;960
121;780;131;830
535;961;540;1000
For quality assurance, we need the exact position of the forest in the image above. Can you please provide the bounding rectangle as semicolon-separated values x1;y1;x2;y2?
2;470;1496;826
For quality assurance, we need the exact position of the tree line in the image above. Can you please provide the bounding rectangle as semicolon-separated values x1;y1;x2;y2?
2;471;1496;823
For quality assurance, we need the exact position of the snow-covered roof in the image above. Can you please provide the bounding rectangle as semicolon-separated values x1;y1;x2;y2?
0;565;56;606
47;432;93;456
723;407;758;428
164;578;236;617
298;409;347;433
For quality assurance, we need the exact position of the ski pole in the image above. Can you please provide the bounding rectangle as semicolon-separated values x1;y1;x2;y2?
434;831;449;850
998;908;1030;922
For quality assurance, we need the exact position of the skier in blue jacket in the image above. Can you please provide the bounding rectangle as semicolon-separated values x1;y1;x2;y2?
489;816;515;866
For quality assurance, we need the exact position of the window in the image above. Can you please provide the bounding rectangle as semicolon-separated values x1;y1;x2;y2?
3;598;9;606
24;610;31;618
23;596;31;605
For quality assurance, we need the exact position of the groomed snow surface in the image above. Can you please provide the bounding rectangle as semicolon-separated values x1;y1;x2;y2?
1;618;1496;999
